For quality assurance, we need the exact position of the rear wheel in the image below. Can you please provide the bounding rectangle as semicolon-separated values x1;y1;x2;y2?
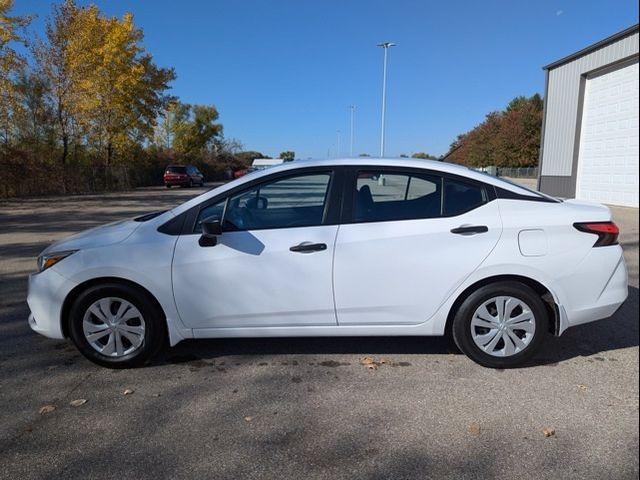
165;184;171;188
68;283;167;368
452;281;548;368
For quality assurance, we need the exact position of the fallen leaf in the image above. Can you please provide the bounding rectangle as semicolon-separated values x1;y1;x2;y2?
152;393;161;397
123;389;134;395
244;416;253;422
360;356;379;370
576;384;587;391
469;422;481;435
543;427;556;438
70;399;87;407
39;405;56;415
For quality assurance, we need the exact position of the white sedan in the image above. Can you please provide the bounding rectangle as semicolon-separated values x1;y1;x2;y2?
27;158;628;368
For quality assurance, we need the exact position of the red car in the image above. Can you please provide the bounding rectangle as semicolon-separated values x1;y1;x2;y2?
164;165;204;188
233;168;250;179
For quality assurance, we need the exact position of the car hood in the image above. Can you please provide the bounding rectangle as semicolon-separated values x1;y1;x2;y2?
41;219;141;255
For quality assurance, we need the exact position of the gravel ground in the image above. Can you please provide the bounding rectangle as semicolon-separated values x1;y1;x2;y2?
0;184;637;480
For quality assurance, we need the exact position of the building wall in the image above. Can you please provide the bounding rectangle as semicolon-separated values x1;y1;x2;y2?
539;29;639;198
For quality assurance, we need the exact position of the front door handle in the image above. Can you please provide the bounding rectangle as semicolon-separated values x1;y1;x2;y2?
450;225;489;235
289;242;327;253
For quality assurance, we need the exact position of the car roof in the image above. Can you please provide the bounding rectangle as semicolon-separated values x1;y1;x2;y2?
259;158;541;194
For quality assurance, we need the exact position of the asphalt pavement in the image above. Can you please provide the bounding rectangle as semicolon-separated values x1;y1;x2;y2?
0;184;637;480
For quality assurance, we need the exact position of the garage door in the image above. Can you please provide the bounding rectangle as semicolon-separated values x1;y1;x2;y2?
576;60;639;207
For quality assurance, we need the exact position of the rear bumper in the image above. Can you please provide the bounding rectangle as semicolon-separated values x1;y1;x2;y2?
561;246;628;330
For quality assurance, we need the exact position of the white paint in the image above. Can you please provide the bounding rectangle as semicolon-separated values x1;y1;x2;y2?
26;159;628;363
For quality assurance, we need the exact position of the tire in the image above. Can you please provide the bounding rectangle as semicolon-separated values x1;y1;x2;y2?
188;179;193;188
452;281;548;368
68;283;167;368
165;184;171;188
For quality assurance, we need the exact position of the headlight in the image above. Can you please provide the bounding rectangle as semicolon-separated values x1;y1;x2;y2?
37;250;78;273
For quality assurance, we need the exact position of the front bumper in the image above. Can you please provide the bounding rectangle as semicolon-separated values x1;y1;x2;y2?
27;268;78;340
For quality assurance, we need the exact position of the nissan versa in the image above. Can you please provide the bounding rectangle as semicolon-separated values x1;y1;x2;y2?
27;158;628;368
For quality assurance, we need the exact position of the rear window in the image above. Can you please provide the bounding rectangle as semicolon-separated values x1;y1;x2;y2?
167;166;186;174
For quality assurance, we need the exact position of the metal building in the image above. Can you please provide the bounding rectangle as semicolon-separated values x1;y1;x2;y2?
538;24;639;207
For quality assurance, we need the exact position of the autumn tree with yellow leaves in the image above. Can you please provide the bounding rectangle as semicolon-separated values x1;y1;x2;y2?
34;0;175;165
0;0;30;144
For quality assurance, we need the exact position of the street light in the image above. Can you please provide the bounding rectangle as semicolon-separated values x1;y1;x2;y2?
336;130;341;158
377;42;396;157
349;105;355;157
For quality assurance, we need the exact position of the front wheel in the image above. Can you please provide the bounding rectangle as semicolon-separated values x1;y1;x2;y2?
68;283;167;368
452;281;548;368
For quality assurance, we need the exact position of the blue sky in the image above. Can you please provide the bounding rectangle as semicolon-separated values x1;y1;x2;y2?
14;0;639;159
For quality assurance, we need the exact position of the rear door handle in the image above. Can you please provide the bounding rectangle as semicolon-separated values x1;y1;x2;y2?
450;225;489;235
289;242;327;253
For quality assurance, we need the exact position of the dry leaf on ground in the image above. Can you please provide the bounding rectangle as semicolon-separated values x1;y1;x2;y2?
70;399;87;407
123;389;134;395
39;405;56;415
543;427;556;437
244;416;253;422
469;422;481;435
359;356;379;370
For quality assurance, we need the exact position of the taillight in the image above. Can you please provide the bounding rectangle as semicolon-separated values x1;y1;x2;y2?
573;222;619;247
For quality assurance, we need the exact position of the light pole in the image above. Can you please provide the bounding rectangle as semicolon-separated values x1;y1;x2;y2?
377;42;396;157
336;130;341;158
349;105;355;157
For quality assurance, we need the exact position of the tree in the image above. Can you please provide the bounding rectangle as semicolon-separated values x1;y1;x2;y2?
237;151;267;165
0;0;30;145
33;0;79;164
445;94;543;168
12;69;56;154
172;104;223;155
65;5;175;164
412;152;439;160
279;150;295;161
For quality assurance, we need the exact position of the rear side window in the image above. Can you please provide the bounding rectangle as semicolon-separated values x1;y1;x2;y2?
443;179;487;216
167;166;186;174
354;171;442;222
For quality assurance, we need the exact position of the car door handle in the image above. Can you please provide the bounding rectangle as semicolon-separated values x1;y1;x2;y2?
450;225;489;235
289;242;327;253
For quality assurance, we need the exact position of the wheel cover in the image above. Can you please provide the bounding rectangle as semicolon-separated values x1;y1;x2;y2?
470;296;536;358
82;297;146;357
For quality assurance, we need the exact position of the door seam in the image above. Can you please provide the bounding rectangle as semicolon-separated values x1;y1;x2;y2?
331;225;341;326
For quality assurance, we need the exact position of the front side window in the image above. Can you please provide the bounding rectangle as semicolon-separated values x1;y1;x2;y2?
196;199;226;231
220;172;332;231
354;171;442;222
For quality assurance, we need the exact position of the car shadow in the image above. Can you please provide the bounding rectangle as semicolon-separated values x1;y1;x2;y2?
160;286;639;368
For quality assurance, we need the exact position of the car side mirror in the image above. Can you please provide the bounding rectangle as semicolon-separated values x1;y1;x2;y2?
199;219;223;247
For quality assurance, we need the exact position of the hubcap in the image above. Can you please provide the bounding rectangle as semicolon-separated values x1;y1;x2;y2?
82;297;145;357
470;296;536;357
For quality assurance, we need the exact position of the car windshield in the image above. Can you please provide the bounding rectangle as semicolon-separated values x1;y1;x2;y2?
167;166;187;174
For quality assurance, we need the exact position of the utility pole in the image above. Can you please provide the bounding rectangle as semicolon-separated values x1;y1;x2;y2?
377;42;396;157
349;105;355;157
